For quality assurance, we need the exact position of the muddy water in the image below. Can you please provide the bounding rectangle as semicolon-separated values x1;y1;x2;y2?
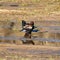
39;32;60;40
0;21;60;42
34;21;60;40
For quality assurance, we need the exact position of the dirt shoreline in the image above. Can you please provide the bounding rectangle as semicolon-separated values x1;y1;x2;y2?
0;44;60;60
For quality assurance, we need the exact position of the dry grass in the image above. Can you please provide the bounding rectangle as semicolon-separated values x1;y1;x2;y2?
0;0;60;21
0;44;60;60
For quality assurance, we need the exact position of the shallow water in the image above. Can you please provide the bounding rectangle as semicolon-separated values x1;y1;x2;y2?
39;32;60;40
0;21;60;43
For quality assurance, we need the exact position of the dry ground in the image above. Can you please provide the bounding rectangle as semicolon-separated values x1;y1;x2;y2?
0;0;60;21
0;44;60;60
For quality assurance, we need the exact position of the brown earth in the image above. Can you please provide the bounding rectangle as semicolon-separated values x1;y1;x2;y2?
0;0;60;21
0;44;60;60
